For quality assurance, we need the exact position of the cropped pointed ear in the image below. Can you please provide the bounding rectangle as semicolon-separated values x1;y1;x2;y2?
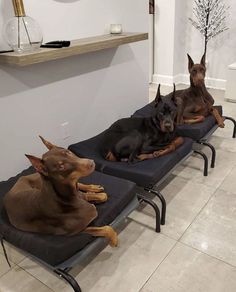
200;53;206;67
39;136;57;150
171;83;176;103
187;54;194;72
154;84;162;107
25;154;48;176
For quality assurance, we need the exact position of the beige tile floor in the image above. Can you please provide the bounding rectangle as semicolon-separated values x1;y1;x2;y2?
1;84;236;292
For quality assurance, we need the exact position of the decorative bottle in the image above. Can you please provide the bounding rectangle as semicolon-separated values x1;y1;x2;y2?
3;0;43;53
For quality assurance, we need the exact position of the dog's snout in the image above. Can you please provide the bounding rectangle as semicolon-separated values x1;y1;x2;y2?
165;122;172;128
193;73;204;86
164;122;173;132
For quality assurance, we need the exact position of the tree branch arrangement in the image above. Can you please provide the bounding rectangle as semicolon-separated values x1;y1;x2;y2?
189;0;229;55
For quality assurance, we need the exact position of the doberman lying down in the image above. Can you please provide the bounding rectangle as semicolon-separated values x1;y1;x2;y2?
3;136;117;246
102;85;184;163
174;53;225;127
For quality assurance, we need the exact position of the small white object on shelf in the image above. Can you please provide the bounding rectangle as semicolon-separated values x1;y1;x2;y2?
225;62;236;103
110;24;122;34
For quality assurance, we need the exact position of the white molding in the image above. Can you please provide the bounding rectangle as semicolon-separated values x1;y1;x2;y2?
152;74;226;90
205;77;226;90
152;74;174;85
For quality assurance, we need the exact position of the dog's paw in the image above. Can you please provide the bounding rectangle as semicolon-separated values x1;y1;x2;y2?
92;184;105;193
97;192;108;203
153;150;164;157
86;184;104;193
219;122;225;128
105;226;118;247
137;154;147;161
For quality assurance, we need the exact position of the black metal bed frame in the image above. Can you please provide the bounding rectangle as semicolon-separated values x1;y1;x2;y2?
137;150;194;231
195;116;236;174
2;118;235;291
137;115;236;233
53;147;199;291
1;197;140;292
37;118;236;291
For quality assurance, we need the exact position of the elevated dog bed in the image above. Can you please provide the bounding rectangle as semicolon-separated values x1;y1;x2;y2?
0;167;137;292
69;132;194;232
132;102;223;140
132;102;236;170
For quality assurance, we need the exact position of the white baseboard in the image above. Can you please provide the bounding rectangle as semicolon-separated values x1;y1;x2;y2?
153;74;226;90
152;74;175;85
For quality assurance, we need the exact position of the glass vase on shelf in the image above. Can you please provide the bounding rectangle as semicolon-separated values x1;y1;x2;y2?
3;0;43;53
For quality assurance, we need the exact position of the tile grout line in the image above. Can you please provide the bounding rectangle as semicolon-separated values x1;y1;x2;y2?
136;166;236;292
179;240;236;269
177;185;219;243
137;240;179;292
15;262;55;292
0;263;16;280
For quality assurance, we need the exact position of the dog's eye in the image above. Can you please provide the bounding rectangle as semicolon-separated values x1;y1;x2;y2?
192;69;197;74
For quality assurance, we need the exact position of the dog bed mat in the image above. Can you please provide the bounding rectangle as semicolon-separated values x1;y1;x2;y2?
69;134;193;188
0;167;136;266
132;100;223;141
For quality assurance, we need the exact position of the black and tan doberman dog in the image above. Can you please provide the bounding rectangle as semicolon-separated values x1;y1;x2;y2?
3;136;117;246
102;85;183;163
174;53;225;127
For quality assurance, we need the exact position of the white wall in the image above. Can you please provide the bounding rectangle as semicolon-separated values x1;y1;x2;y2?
186;0;236;84
154;0;176;83
0;0;149;180
153;0;236;88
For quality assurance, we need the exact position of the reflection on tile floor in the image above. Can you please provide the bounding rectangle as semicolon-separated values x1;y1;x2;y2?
1;85;236;292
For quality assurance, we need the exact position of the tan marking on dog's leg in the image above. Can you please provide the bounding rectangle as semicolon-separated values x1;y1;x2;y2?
105;151;117;161
153;137;184;158
83;192;108;203
137;153;155;161
83;226;118;247
77;183;104;193
138;137;184;161
211;108;225;128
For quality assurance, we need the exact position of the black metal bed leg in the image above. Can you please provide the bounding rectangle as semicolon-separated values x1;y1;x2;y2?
145;188;166;225
224;116;236;138
194;150;208;176
54;269;82;292
198;141;216;168
137;194;161;233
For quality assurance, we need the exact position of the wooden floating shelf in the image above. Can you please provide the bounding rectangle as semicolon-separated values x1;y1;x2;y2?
0;32;148;67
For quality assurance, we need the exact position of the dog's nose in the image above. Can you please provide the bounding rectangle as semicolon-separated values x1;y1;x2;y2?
164;123;173;131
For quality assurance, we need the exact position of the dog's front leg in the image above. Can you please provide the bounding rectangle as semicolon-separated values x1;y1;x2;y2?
77;183;104;193
83;226;118;247
176;97;184;125
82;192;108;203
137;153;156;161
211;108;225;128
153;137;184;157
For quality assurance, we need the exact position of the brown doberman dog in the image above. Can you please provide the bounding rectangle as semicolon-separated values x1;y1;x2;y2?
3;136;118;247
175;53;225;128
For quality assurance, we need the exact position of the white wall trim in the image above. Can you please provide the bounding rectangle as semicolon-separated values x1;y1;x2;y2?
153;74;226;90
152;74;174;85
